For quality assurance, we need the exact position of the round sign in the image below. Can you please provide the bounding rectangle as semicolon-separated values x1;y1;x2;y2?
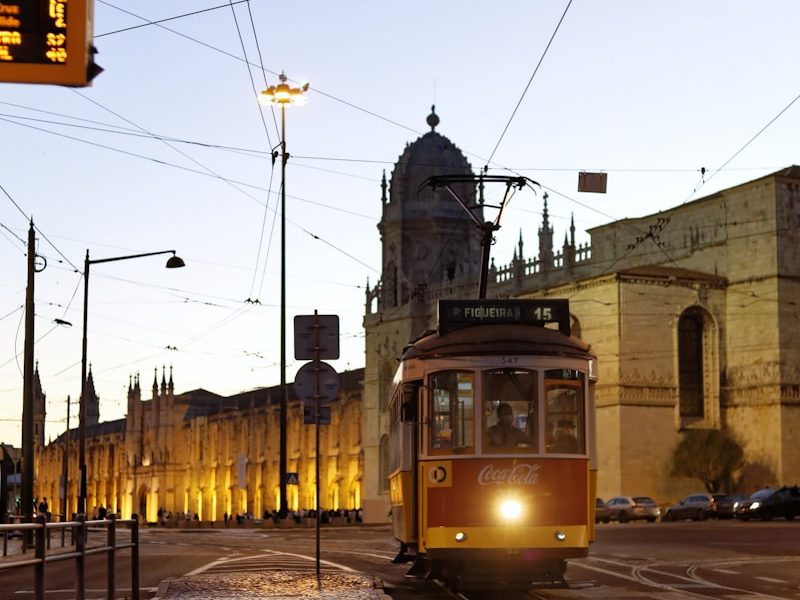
293;361;340;403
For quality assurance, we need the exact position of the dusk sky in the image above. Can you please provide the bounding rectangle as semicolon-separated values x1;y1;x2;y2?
1;1;799;445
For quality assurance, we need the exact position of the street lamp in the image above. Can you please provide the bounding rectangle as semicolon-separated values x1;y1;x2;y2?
78;249;185;515
259;71;308;517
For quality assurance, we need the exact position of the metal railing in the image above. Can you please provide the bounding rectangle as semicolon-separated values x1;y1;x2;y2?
0;513;139;600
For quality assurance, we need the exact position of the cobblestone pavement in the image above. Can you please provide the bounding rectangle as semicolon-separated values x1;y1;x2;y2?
155;570;392;600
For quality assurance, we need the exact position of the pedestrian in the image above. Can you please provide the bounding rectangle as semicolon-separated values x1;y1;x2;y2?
224;512;229;528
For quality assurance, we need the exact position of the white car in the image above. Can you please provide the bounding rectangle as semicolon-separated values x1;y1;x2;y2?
606;496;661;523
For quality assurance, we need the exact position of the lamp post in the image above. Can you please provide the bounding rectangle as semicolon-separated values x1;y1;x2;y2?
78;249;185;516
260;72;308;517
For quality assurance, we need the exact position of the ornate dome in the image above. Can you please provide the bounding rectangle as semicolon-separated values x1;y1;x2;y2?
387;106;474;217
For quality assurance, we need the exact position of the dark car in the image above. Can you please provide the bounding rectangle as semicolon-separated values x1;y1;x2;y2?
712;494;744;519
595;498;611;523
662;493;714;521
606;496;661;523
734;486;800;521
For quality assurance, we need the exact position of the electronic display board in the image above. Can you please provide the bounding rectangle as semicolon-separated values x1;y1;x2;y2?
0;0;95;86
438;299;572;336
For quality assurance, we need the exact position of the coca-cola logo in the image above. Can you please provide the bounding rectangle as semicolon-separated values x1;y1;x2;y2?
478;463;541;486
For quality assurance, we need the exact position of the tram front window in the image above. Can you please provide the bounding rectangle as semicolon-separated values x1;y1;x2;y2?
484;369;537;451
429;371;474;452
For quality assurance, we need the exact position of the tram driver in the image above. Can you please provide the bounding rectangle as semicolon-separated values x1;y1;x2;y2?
487;402;534;448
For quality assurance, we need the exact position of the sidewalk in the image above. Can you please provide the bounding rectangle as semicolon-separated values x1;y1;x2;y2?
154;570;392;600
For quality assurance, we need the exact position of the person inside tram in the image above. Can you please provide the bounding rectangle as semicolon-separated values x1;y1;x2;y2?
487;402;534;447
552;417;579;453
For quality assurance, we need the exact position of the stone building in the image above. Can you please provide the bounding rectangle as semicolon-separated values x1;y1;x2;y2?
36;366;364;521
361;107;800;518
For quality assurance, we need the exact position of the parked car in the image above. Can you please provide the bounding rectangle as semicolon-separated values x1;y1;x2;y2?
662;493;715;521
595;497;612;523
734;486;800;521
712;494;745;519
605;496;661;523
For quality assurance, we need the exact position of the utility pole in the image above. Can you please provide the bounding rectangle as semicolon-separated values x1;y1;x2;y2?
21;221;36;534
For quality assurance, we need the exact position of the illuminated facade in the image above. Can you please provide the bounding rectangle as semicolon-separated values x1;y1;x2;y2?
36;367;363;521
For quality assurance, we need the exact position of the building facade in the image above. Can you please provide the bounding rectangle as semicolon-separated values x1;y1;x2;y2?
36;367;364;521
361;107;800;518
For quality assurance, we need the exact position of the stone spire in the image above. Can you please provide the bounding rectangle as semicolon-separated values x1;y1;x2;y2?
538;192;554;271
380;170;387;205
33;361;46;447
85;364;99;426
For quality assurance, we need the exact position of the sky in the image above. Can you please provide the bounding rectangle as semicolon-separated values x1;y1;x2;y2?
1;1;799;446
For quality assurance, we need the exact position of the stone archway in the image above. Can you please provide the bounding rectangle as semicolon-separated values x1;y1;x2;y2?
136;484;149;522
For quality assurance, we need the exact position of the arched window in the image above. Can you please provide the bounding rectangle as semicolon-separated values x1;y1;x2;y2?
676;306;719;428
678;310;704;418
379;434;390;492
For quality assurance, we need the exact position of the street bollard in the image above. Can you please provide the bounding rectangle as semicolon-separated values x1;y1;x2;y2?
131;513;140;600
34;515;45;600
107;514;116;599
75;514;86;600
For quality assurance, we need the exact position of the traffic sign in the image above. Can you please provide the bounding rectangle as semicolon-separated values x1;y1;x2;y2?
294;361;339;404
294;314;339;360
286;472;299;485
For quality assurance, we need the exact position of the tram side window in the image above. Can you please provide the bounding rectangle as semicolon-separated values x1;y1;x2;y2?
544;369;584;454
483;369;537;451
429;371;474;452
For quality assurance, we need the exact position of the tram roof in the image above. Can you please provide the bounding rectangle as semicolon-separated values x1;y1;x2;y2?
401;324;593;361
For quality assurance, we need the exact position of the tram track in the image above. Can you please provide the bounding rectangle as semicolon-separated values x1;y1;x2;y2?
573;555;800;599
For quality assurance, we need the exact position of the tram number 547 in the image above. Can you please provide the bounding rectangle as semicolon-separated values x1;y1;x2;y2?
501;356;518;365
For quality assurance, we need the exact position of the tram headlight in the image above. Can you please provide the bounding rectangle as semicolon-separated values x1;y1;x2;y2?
554;531;567;542
499;499;522;521
454;531;467;543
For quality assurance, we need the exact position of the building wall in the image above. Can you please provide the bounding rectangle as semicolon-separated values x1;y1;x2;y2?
361;165;800;511
35;372;364;522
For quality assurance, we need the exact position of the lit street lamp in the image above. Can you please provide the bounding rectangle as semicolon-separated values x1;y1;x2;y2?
78;249;185;515
260;71;308;517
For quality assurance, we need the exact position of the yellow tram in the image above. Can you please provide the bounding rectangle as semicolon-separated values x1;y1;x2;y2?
388;298;598;591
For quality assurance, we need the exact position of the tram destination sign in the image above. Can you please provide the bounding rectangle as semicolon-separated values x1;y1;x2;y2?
0;0;95;86
438;299;570;336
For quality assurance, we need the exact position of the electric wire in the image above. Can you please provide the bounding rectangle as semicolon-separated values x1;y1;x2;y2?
486;0;574;166
95;1;249;37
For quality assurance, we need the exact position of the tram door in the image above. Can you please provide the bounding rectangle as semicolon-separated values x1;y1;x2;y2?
400;382;422;545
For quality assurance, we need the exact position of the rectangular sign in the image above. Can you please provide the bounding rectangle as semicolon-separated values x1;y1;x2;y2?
438;299;570;336
294;314;340;360
0;0;94;86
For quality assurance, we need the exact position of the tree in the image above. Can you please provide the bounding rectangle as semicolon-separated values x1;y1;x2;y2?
670;429;744;493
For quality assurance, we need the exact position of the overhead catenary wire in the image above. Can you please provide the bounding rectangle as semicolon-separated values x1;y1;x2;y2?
485;0;574;167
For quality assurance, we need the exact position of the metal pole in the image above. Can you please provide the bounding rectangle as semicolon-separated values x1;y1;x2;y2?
21;222;36;544
131;513;140;600
76;514;86;600
79;251;89;516
107;513;116;599
62;395;70;520
279;104;288;518
314;312;321;577
34;514;45;600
